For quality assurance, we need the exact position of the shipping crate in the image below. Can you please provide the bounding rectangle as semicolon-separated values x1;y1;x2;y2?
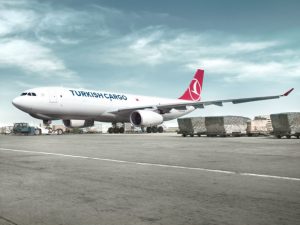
205;116;250;137
177;117;206;137
271;112;300;138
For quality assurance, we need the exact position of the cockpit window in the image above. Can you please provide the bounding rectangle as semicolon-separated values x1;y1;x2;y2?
20;92;37;96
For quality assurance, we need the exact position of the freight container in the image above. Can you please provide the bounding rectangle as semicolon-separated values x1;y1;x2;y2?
205;116;250;137
247;117;272;136
177;117;206;137
270;112;300;138
0;126;13;135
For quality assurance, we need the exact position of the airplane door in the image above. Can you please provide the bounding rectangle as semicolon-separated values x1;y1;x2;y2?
49;91;58;103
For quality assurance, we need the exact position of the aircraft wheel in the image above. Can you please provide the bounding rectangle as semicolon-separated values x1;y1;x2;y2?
286;135;291;139
113;127;120;133
108;127;113;134
276;135;281;139
146;127;152;133
151;127;158;133
158;126;164;133
119;127;125;133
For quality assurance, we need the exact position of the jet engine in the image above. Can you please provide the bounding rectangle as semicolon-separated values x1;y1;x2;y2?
130;110;163;126
63;119;94;128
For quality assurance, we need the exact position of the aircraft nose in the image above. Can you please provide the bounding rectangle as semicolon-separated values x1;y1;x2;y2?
12;97;25;109
12;97;19;107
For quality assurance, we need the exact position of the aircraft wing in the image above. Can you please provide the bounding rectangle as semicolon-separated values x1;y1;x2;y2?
111;88;294;115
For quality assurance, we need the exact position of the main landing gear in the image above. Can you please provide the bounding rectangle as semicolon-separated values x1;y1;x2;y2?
108;122;125;134
107;123;164;134
146;126;164;133
108;126;125;134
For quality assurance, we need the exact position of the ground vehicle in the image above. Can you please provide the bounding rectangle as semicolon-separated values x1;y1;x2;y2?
12;123;37;135
49;125;66;135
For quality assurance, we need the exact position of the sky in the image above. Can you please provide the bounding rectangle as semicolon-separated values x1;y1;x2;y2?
0;0;300;126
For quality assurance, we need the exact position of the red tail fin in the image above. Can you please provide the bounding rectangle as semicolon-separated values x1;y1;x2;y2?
179;69;204;101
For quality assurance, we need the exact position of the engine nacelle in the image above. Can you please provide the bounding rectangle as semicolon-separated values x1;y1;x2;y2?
63;119;94;128
130;110;163;126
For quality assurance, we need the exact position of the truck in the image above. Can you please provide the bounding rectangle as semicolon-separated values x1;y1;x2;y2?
12;123;38;135
50;125;67;135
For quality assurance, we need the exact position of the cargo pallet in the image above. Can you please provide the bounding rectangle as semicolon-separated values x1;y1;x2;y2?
207;132;245;137
180;132;246;137
272;132;300;139
180;132;206;137
246;132;270;137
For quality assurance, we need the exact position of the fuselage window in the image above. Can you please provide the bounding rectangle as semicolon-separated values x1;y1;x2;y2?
21;93;27;96
28;93;32;96
32;93;37;96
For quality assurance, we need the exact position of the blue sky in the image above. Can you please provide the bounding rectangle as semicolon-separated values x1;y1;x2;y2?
0;0;299;126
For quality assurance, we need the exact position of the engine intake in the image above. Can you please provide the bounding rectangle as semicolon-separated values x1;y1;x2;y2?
130;110;163;126
63;119;94;128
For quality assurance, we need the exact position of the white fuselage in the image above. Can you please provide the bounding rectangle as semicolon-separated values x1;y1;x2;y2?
12;87;195;123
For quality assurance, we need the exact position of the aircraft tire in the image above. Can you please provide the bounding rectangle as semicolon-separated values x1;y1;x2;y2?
113;127;120;133
151;127;158;133
108;127;113;134
119;127;125;133
158;126;163;133
146;127;152;133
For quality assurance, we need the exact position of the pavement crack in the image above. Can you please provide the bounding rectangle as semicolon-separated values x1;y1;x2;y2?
0;216;19;225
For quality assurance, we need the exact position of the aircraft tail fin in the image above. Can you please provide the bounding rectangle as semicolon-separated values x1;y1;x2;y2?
178;69;204;101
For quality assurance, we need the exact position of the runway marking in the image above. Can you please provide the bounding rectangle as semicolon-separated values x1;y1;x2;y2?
1;147;299;181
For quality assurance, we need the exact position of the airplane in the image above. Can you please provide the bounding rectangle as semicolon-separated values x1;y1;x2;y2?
12;69;294;134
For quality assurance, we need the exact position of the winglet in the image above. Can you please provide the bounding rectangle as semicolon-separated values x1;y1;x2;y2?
282;88;294;96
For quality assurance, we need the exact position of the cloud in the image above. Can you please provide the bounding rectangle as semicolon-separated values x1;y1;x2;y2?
228;41;279;52
186;58;300;82
0;0;299;85
93;26;299;82
96;27;281;65
0;39;76;78
0;8;37;36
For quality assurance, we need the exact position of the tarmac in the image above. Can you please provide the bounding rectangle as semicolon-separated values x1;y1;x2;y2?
0;134;299;225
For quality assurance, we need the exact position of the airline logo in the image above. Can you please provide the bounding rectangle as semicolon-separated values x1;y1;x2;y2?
178;69;203;101
69;90;128;101
188;78;201;101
